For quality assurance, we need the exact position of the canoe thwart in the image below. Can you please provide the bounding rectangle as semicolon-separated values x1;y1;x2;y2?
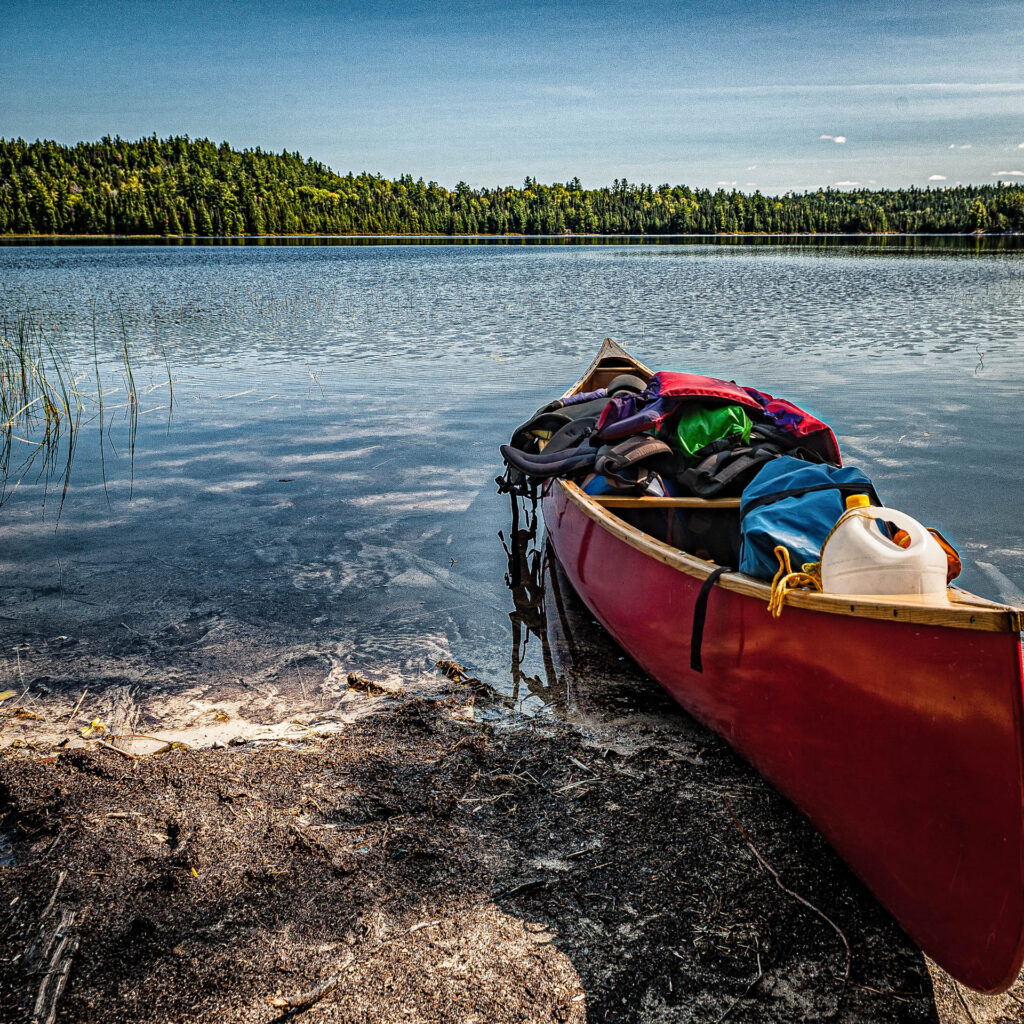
592;495;742;509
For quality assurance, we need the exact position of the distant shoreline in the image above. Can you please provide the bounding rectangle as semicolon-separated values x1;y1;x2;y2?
2;230;1020;241
5;138;1022;236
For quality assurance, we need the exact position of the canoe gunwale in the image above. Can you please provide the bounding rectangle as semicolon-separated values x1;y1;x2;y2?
556;340;1022;635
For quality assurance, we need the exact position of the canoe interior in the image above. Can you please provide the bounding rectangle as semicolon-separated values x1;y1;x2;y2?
561;339;1020;635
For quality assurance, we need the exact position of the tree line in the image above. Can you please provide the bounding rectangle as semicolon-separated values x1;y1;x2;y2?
2;135;1022;237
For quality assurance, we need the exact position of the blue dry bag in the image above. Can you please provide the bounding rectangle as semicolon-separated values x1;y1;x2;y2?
738;456;879;580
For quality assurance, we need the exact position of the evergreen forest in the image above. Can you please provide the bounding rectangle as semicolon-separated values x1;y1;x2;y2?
2;135;1023;237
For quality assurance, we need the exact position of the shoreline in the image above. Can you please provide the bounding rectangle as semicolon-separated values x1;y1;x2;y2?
1;239;1021;1022
0;673;1013;1022
1;231;1021;241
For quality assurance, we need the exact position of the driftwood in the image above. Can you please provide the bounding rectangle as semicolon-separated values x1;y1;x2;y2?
268;952;355;1013
27;900;79;1024
346;673;386;696
723;796;851;1006
436;660;514;706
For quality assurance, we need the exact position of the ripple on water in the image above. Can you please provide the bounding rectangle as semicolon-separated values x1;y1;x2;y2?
0;241;1021;719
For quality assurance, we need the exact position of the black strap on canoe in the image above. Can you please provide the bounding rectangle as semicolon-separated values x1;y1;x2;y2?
691;565;731;673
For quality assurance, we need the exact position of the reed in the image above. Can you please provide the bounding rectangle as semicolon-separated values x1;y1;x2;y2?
0;311;84;517
0;300;176;519
115;299;138;498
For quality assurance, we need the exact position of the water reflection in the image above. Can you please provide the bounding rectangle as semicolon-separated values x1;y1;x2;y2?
502;494;563;707
0;242;1021;744
4;234;1023;254
501;493;696;748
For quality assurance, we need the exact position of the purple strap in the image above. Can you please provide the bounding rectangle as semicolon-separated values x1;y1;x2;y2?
595;377;667;439
560;388;607;408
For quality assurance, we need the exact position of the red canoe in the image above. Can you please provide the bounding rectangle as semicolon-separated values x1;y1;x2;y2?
540;339;1024;992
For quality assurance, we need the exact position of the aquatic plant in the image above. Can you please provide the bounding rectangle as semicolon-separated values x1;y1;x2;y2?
0;302;163;520
0;310;82;517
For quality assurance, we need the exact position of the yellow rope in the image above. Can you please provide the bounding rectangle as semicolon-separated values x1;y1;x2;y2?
767;511;912;617
767;545;822;618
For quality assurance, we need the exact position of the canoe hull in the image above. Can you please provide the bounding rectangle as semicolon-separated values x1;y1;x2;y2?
544;480;1024;992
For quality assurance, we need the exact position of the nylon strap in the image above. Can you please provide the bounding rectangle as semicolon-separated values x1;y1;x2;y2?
690;565;731;673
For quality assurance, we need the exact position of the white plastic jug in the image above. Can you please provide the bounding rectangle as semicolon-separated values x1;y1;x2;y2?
820;495;948;597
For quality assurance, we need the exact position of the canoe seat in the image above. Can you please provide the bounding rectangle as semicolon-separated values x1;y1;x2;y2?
612;503;741;567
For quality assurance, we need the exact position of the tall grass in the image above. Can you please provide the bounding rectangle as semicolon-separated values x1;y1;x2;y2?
0;312;83;518
0;305;162;521
115;299;138;498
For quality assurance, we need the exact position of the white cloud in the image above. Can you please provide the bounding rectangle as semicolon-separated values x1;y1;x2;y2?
820;134;846;143
1018;143;1024;149
715;180;737;187
833;136;847;144
745;182;757;188
992;170;1024;176
820;134;833;140
928;174;947;181
746;165;757;171
949;143;972;149
835;180;860;187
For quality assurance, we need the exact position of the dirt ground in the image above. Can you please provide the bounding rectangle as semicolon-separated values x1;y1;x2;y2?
3;673;1020;1024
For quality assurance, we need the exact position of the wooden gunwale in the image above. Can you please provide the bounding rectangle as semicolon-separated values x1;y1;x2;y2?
556;339;1022;635
592;495;741;509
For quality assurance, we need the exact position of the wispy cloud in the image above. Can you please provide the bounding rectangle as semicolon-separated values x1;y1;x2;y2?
660;82;1024;99
1018;143;1024;149
948;143;972;149
715;180;737;187
835;180;860;186
746;165;757;171
537;85;596;99
928;174;947;180
820;134;847;144
992;170;1024;176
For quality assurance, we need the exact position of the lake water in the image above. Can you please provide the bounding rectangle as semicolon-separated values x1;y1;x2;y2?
1;239;1022;732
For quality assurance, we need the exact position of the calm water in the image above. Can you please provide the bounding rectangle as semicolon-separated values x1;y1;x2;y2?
1;240;1022;718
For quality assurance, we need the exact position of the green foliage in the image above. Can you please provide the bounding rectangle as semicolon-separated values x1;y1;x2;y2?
2;135;1023;236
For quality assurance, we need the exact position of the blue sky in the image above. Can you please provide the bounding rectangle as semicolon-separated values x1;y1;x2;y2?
2;0;1023;192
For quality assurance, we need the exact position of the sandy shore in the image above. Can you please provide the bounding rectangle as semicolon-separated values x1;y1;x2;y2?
3;671;1018;1023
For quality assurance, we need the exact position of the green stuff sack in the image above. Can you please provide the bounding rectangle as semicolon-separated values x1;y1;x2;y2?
662;403;753;458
